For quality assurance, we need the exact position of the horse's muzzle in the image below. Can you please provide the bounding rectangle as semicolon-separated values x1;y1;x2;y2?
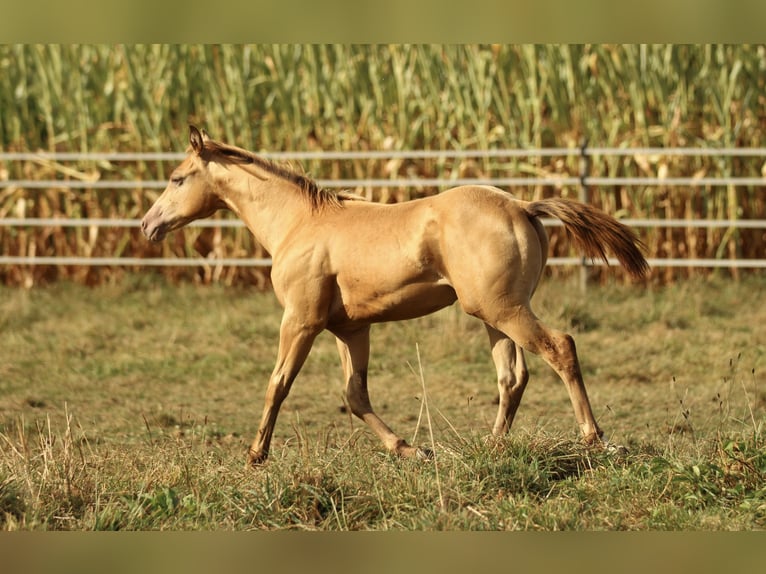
141;214;167;242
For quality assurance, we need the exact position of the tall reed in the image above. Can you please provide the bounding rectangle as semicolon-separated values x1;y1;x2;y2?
0;45;764;286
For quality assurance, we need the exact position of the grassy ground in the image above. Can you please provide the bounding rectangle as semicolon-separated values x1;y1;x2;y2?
0;273;764;530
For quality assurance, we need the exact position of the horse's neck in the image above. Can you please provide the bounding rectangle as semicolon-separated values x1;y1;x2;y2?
219;173;308;255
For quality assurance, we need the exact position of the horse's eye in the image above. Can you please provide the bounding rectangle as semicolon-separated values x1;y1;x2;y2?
171;176;185;186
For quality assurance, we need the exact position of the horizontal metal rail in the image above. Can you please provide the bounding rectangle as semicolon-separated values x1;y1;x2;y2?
2;255;765;269
5;177;585;189
2;147;766;162
3;217;766;230
2;175;765;190
0;256;272;267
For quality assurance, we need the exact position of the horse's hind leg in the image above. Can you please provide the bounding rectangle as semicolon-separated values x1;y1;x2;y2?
492;305;603;444
485;324;529;436
335;327;428;459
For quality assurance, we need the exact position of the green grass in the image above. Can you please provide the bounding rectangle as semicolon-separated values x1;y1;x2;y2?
1;274;765;530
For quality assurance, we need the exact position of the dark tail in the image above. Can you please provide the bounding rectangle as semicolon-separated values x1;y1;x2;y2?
524;198;650;279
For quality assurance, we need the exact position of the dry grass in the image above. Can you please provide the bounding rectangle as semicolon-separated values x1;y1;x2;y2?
1;274;764;529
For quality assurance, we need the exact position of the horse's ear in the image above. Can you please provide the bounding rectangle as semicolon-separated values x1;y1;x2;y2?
189;125;204;155
200;128;210;142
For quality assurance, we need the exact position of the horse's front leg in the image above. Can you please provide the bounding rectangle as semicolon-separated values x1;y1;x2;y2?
335;327;429;459
247;312;320;466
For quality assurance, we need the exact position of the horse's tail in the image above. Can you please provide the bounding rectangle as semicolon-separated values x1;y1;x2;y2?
523;198;650;279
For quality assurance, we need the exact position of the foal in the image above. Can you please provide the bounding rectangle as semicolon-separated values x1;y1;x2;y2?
142;126;649;466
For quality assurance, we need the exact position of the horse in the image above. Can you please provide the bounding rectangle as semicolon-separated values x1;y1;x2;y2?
141;126;649;466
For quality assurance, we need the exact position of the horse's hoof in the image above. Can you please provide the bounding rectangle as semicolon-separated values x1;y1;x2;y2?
416;447;434;460
395;443;433;461
604;442;629;456
246;449;268;468
600;435;628;456
482;434;506;448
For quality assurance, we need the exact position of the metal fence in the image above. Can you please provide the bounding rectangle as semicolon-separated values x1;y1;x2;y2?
2;146;766;271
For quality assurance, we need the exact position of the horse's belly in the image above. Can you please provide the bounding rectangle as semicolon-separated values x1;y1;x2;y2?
330;281;457;326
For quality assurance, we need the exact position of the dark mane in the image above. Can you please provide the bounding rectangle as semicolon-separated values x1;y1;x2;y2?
201;139;342;210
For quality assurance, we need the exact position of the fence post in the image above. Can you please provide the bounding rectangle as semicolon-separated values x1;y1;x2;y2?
578;138;591;293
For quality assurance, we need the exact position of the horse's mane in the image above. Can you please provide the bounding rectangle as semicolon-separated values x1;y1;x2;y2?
201;139;353;210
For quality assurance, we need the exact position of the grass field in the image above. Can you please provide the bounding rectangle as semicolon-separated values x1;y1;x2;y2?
1;273;765;530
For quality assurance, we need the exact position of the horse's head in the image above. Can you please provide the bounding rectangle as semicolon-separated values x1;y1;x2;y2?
141;126;226;242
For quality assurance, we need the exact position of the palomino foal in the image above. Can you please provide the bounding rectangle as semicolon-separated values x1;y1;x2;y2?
141;126;649;466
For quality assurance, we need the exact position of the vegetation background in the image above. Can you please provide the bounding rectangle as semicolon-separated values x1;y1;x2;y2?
1;44;765;285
